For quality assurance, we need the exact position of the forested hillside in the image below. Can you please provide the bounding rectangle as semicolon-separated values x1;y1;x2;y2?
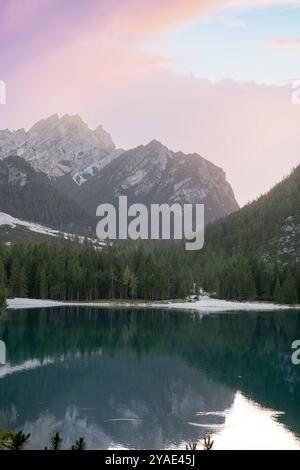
204;164;300;261
0;156;93;232
195;165;300;303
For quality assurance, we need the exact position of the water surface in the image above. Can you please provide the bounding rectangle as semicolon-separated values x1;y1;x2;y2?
0;307;300;450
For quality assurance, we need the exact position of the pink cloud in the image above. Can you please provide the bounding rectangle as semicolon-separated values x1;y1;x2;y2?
1;0;53;31
2;0;298;77
272;38;300;47
1;0;300;205
3;64;300;206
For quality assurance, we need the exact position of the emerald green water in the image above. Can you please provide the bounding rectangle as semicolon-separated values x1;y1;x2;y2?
0;307;300;449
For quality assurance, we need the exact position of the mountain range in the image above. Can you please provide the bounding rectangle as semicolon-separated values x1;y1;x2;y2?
0;114;239;235
0;115;298;304
0;114;298;266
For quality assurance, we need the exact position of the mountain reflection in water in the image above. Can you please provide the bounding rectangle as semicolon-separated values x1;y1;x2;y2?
0;307;300;450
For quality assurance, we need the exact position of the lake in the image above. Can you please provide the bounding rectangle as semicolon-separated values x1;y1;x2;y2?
0;307;300;450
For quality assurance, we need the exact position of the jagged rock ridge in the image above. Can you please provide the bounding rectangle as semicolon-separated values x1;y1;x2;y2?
0;114;121;180
0;115;239;228
56;138;239;223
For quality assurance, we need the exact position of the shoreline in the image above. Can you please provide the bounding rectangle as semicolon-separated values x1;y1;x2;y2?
6;297;300;313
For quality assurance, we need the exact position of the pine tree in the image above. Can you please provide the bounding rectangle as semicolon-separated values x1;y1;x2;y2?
122;265;131;299
0;258;7;308
282;270;298;304
71;437;86;450
39;268;48;299
4;431;30;450
19;267;28;298
274;278;282;303
9;257;21;297
129;272;138;300
50;432;63;450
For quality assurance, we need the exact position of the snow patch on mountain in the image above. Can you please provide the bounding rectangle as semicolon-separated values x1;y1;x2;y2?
0;212;105;246
72;148;124;186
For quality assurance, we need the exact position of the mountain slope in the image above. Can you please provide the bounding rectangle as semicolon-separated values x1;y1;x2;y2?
55;139;239;223
0;211;105;246
0;156;93;232
0;114;239;226
204;164;300;261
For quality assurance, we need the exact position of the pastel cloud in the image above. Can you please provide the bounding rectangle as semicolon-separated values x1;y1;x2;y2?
86;70;300;206
1;0;300;205
2;0;299;75
272;38;300;46
3;63;300;206
1;0;53;33
117;0;299;35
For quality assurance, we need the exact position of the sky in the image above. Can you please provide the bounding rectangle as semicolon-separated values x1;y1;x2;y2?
1;0;300;205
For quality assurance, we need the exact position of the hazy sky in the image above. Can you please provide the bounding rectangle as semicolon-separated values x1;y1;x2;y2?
1;0;300;205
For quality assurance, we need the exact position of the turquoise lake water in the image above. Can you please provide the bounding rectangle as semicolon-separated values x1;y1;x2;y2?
0;307;300;450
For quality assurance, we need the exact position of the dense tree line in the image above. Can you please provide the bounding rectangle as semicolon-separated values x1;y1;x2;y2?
198;250;299;304
0;239;298;306
0;241;193;303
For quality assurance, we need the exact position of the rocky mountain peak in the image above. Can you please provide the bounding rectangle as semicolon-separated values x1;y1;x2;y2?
29;113;92;140
0;114;118;178
144;139;170;155
94;125;114;150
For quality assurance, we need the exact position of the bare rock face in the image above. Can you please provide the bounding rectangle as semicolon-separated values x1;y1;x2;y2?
0;115;239;226
63;139;239;223
0;114;118;178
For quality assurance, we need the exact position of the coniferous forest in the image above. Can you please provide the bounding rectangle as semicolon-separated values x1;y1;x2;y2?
0;239;298;307
0;164;299;307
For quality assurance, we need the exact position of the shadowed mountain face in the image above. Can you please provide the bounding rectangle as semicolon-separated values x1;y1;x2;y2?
56;139;239;224
0;115;239;228
0;156;93;232
0;307;300;449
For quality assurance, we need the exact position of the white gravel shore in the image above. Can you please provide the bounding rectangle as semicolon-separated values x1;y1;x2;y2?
6;297;300;312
